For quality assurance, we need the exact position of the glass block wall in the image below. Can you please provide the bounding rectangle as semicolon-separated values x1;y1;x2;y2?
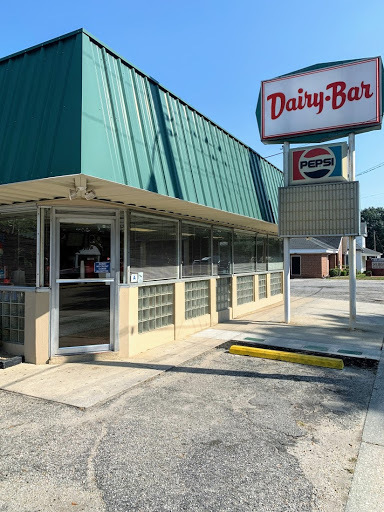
185;280;210;319
138;284;174;333
258;274;267;299
0;290;25;344
270;273;283;296
216;278;232;312
237;276;254;305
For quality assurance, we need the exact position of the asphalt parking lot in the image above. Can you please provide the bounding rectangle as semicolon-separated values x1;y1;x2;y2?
0;341;376;512
290;277;384;304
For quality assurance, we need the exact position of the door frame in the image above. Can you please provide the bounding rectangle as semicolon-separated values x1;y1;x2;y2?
50;209;120;357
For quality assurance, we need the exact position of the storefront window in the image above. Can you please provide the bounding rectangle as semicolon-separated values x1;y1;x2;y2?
0;211;37;286
256;234;267;272
268;236;284;270
182;223;211;277
233;231;256;273
130;214;178;281
213;228;232;275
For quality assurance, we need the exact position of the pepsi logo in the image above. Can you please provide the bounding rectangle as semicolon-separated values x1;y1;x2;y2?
298;147;336;179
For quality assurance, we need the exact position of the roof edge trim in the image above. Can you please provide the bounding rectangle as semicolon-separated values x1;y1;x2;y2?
0;28;84;64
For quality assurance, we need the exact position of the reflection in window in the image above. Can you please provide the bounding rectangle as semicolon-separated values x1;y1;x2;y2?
182;223;211;277
0;212;37;286
212;228;232;275
130;214;178;281
268;236;284;270
233;231;256;274
256;234;267;272
43;209;50;287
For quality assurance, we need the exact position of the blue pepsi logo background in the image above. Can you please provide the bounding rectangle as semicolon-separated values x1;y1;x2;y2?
291;144;345;184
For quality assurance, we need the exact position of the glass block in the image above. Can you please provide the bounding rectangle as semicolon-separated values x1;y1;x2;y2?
138;284;174;333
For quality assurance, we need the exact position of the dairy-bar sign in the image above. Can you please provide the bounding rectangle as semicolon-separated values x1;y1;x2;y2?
260;57;382;142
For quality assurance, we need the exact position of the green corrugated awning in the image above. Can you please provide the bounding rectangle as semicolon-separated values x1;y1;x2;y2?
0;29;282;224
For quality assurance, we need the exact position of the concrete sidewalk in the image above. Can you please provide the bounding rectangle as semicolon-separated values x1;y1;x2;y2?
0;295;382;409
345;355;384;512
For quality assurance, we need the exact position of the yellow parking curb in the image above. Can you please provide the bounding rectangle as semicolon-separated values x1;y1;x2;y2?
229;345;344;370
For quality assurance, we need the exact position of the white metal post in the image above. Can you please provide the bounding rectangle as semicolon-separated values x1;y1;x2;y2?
348;133;357;329
283;142;290;324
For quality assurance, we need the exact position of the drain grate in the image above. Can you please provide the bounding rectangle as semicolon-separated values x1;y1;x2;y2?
303;345;329;352
337;349;363;355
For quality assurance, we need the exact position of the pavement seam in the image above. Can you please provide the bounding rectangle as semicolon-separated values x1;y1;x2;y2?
87;422;107;490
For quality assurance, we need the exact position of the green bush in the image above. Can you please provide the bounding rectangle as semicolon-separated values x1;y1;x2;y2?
365;270;372;277
329;268;341;277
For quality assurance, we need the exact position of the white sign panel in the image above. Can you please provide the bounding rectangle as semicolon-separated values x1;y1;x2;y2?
261;58;381;141
372;259;384;269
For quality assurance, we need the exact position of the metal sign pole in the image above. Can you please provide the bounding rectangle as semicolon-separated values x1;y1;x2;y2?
283;142;291;324
348;133;357;329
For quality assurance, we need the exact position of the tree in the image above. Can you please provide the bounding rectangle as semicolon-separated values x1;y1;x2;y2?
361;207;384;252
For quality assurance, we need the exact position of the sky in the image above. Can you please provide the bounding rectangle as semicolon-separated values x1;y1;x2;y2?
1;0;383;209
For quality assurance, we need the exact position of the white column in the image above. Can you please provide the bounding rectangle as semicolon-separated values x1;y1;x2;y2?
283;142;290;324
349;236;357;328
348;133;357;329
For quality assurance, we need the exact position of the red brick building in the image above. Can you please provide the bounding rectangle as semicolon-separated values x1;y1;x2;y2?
290;237;343;278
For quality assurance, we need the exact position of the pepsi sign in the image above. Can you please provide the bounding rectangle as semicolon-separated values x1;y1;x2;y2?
289;143;348;185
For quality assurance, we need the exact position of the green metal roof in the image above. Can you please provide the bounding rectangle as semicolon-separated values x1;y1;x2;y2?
0;29;282;223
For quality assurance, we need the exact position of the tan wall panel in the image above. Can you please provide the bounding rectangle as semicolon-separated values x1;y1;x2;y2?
118;287;130;358
129;324;175;357
24;291;50;365
1;342;24;356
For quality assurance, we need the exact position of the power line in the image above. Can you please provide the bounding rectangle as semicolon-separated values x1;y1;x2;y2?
264;151;283;158
356;162;384;177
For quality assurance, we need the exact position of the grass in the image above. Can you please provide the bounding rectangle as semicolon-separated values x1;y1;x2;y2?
333;275;384;280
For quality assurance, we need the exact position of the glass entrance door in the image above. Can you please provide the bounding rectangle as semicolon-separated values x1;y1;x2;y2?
52;217;117;355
